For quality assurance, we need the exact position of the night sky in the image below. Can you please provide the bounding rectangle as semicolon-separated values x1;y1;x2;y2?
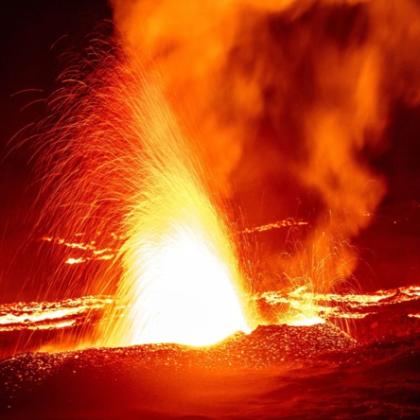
0;0;419;302
0;1;112;300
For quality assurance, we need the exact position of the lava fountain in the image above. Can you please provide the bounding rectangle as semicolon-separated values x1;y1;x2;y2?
31;0;420;353
36;53;251;349
102;79;250;347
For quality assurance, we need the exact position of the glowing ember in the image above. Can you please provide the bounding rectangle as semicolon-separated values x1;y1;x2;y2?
284;313;326;327
41;236;116;265
241;219;309;234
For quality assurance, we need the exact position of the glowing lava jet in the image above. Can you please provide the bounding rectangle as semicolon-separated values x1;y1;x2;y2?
36;45;252;348
106;82;251;346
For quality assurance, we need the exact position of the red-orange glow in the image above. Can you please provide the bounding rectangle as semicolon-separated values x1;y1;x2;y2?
259;285;420;325
0;296;112;332
31;0;419;352
100;82;251;347
107;0;418;315
0;286;420;342
65;257;86;265
241;219;309;234
38;65;252;348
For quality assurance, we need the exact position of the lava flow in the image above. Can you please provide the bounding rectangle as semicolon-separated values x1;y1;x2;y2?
1;284;419;358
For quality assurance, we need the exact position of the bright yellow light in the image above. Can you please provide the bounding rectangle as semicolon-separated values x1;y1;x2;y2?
101;80;250;347
126;224;249;346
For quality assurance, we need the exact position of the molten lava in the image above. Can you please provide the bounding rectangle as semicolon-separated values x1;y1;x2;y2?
1;284;419;358
120;225;249;346
96;79;251;347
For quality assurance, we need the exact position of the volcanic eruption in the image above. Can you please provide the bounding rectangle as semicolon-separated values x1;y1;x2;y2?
0;0;419;418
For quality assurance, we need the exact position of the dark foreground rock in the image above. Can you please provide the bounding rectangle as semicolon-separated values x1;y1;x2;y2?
0;324;419;419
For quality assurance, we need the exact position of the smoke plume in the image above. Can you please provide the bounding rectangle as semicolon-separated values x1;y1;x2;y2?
109;0;420;295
